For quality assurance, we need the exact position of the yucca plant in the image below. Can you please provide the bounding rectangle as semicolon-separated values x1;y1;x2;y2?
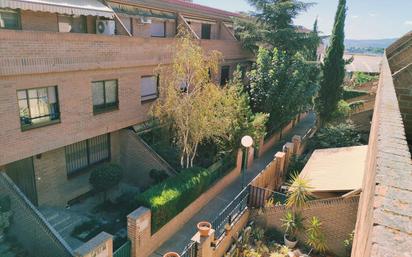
286;173;314;210
306;216;328;254
281;211;304;241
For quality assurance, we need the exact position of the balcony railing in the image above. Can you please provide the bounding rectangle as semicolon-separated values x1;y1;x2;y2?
0;30;252;77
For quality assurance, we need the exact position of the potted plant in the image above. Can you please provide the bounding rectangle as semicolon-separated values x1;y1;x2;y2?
305;216;328;255
281;211;304;248
197;221;212;237
163;252;180;257
282;173;314;248
0;196;12;243
89;163;123;202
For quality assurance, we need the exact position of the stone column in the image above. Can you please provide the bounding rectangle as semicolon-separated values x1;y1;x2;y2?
127;207;152;257
247;147;255;169
74;232;113;257
283;142;294;174
292;135;302;156
192;229;215;257
275;152;286;181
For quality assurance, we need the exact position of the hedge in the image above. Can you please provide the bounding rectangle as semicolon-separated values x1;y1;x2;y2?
342;89;368;100
136;154;236;233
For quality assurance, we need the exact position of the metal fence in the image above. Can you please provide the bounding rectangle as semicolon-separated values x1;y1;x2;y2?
113;240;131;257
0;172;74;257
181;241;198;257
248;185;287;208
211;185;250;240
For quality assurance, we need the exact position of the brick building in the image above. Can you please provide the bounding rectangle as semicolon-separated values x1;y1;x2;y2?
0;0;252;207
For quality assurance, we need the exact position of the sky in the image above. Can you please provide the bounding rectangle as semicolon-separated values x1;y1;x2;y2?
193;0;412;40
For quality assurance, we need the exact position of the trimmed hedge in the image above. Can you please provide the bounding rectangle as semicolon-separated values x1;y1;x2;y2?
342;89;368;100
137;154;236;233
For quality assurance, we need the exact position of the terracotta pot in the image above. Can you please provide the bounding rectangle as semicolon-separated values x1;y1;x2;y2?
284;234;298;248
163;252;180;257
197;221;212;237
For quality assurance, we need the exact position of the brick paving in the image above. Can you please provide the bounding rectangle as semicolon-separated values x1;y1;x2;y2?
150;112;316;257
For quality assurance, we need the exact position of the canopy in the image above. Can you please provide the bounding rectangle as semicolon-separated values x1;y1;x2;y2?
299;145;368;192
0;0;114;18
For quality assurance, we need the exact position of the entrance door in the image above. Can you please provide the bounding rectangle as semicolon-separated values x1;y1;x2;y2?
5;157;38;206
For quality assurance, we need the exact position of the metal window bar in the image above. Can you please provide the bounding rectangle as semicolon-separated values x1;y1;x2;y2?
211;185;250;240
181;241;198;257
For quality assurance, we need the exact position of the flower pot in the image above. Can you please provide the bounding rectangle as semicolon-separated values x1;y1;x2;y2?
197;221;212;237
284;234;298;248
163;252;180;257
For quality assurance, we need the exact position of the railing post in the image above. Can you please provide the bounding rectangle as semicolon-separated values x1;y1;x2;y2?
292;135;302;156
192;228;215;257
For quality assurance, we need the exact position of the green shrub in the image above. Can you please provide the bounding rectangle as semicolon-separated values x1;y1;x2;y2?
353;72;378;86
137;154;235;233
342;89;368;100
149;169;170;184
89;163;123;201
309;123;362;150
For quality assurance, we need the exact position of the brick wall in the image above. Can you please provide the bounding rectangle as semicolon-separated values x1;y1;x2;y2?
33;131;121;207
118;129;172;188
259;196;360;257
351;54;412;256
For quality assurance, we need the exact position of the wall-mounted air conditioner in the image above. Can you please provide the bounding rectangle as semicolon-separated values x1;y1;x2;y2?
96;19;115;35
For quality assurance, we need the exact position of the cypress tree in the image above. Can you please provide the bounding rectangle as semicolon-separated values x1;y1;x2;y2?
316;0;347;124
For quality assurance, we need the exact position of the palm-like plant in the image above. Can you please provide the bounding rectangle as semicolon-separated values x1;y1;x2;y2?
306;216;328;254
286;173;314;210
281;211;304;241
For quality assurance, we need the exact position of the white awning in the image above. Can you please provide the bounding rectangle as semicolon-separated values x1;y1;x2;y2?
0;0;114;18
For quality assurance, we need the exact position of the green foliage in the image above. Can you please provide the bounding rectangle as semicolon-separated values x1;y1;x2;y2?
349;100;366;112
343;230;355;257
305;216;328;253
330;100;351;122
216;68;269;155
309;123;362;150
316;0;347;124
352;72;378;86
137;155;236;233
149;169;169;184
89;163;123;201
286;154;308;181
342;89;368;100
234;0;315;55
281;211;304;241
286;173;314;210
248;47;319;133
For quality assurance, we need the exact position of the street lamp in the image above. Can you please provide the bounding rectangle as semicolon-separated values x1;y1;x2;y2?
241;135;253;188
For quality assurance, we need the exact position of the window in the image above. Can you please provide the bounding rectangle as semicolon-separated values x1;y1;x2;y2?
0;9;20;30
65;134;110;177
119;16;132;34
201;23;211;39
220;66;230;86
92;80;118;114
58;15;87;33
150;21;166;37
141;76;159;102
17;86;60;130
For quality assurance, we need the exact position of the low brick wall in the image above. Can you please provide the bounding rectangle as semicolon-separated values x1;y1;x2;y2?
258;196;360;257
258;113;308;158
127;149;243;257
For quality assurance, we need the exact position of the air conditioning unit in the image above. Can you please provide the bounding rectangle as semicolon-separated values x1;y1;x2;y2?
139;17;152;24
96;19;115;35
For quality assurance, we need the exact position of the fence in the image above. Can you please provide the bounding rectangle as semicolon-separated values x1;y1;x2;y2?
248;186;286;208
114;240;131;257
0;172;74;257
211;185;250;240
181;241;198;257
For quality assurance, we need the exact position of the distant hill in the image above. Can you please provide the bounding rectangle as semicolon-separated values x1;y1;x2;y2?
343;38;398;56
344;38;398;49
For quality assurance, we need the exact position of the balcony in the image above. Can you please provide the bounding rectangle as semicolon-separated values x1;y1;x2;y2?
0;30;252;77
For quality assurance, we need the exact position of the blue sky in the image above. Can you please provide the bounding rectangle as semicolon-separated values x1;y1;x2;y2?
194;0;412;40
